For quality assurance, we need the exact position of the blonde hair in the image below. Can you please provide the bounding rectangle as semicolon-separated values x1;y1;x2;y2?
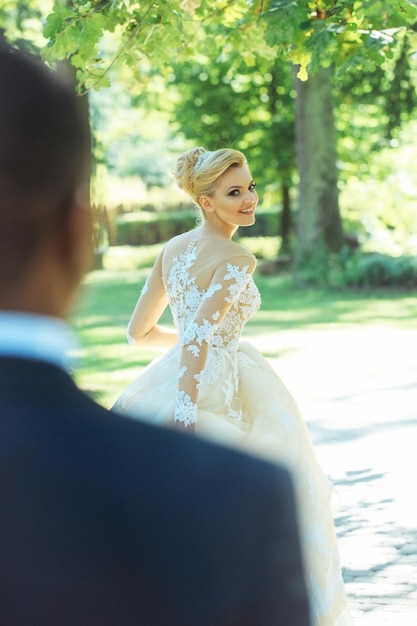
172;147;247;207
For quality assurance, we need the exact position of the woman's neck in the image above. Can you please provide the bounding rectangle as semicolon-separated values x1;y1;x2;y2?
199;219;238;240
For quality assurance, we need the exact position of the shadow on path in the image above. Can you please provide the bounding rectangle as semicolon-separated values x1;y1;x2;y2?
309;401;417;625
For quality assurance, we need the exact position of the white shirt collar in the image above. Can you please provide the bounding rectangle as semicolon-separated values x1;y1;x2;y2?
0;312;78;371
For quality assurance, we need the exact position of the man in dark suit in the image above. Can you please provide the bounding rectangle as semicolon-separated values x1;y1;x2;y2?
0;44;311;625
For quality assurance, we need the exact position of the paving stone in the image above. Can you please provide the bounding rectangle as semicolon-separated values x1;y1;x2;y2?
265;328;417;625
299;362;417;624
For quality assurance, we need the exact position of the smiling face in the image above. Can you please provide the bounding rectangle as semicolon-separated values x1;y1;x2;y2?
199;165;258;238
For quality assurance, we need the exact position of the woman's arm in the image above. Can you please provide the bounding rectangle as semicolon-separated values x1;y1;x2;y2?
127;250;177;349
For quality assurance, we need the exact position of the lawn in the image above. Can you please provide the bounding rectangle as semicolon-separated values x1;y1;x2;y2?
71;244;417;409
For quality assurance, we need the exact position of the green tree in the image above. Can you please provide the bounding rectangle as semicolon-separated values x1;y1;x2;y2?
170;57;296;252
90;83;176;189
0;0;52;51
40;0;417;270
336;34;417;148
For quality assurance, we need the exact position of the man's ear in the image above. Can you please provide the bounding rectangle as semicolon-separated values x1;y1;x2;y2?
199;195;213;212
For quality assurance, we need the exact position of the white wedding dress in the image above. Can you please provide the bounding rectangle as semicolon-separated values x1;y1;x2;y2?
113;232;353;626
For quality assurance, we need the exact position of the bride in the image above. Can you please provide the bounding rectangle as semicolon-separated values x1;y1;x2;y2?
113;146;353;626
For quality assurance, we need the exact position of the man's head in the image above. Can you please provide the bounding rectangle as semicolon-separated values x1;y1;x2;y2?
0;43;92;316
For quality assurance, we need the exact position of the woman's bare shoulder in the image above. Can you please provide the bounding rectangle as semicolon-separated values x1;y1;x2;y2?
211;239;257;274
162;229;199;254
227;238;255;258
162;228;256;274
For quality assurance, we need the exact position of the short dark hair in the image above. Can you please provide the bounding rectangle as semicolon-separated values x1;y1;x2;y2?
0;43;90;286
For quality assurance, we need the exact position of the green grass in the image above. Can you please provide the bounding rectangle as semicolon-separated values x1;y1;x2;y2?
71;245;417;408
252;273;417;330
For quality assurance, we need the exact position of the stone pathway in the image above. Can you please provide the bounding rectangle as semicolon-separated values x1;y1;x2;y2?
254;325;417;624
308;376;417;625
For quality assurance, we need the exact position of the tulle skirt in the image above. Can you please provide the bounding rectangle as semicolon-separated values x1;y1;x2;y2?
113;341;353;626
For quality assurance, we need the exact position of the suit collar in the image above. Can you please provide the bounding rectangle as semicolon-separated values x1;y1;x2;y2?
0;312;77;371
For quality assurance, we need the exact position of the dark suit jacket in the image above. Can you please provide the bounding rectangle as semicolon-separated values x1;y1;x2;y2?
0;356;310;625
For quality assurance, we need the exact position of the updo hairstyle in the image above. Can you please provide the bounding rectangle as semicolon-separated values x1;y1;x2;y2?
172;147;247;208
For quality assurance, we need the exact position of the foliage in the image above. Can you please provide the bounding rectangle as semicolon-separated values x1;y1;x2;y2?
336;33;417;159
103;243;164;271
113;206;280;246
338;118;417;255
291;245;417;289
40;1;417;93
42;1;192;92
114;208;198;245
242;208;281;239
263;0;417;79
89;82;180;186
169;55;296;199
293;244;341;287
237;236;282;259
344;252;417;287
0;0;52;52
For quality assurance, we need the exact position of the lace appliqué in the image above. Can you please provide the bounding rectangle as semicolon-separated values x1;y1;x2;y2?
141;277;150;295
174;390;197;426
224;263;251;302
182;318;217;352
167;239;260;425
127;331;136;346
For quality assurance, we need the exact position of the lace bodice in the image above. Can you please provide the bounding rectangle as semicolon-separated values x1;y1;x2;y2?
127;235;261;426
167;240;259;353
165;239;260;425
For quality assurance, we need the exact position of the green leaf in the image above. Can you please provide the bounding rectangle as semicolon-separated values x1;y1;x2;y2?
38;0;417;89
43;4;75;39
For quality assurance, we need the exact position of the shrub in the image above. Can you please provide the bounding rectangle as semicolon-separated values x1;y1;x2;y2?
293;247;417;289
345;253;417;288
114;206;279;246
114;210;198;245
237;236;281;259
243;208;280;238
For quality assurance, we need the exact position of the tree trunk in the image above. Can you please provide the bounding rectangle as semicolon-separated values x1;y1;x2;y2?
280;183;291;255
294;66;344;267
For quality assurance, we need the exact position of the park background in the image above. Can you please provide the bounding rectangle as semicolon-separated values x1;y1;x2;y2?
2;0;416;407
2;2;417;623
0;0;417;406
